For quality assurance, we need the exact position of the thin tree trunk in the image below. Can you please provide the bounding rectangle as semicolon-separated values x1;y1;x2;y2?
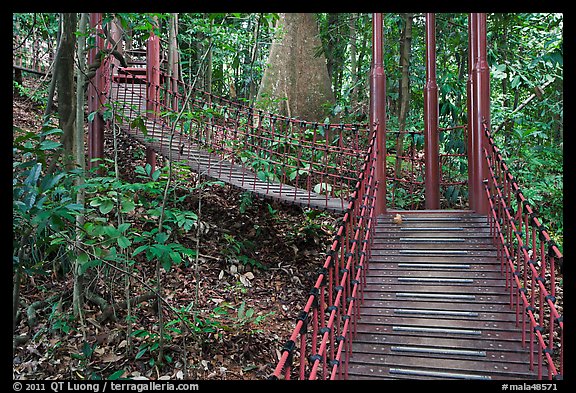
73;12;88;321
248;13;262;105
43;14;62;126
168;13;179;110
356;14;369;116
394;14;413;181
206;17;213;94
49;12;77;173
349;13;358;111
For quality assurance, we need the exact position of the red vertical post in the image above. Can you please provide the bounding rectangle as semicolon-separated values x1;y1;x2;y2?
471;13;490;215
467;14;477;210
424;13;440;209
370;13;387;215
146;32;160;172
87;13;105;173
478;13;491;187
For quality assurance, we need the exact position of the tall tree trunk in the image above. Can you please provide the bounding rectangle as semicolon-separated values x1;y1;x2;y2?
256;13;335;122
196;14;213;94
455;51;466;124
325;13;340;97
356;13;369;118
248;14;262;105
394;13;413;181
54;12;77;171
168;13;179;110
73;12;88;320
43;14;62;126
206;17;213;94
349;13;358;112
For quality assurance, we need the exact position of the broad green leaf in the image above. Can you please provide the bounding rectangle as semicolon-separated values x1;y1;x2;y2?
135;346;148;360
40;172;66;191
39;128;63;138
154;232;169;244
118;223;131;233
117;236;131;249
132;245;149;257
79;259;102;275
161;258;172;272
169;251;181;264
39;140;61;150
108;370;125;380
25;162;42;186
151;169;161;181
121;199;135;213
103;225;121;238
99;199;114;214
77;252;89;264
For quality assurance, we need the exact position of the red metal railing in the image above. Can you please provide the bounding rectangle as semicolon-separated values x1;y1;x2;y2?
109;62;470;212
13;39;55;76
482;121;563;380
270;126;378;379
387;125;469;209
108;63;372;211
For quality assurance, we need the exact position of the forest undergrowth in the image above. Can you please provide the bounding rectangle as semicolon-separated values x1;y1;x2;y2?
13;86;337;380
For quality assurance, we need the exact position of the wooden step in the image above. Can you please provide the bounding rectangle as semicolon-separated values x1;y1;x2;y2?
348;212;541;380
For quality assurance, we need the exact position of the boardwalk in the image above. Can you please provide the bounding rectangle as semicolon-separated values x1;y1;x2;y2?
110;82;348;212
348;211;540;380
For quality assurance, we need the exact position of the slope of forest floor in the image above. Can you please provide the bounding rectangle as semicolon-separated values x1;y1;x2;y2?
13;81;337;380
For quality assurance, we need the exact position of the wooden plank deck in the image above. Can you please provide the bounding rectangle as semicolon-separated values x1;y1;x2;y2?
109;82;347;212
348;211;542;380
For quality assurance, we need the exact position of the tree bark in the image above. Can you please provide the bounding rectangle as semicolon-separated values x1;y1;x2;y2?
73;12;88;319
248;14;262;105
394;13;413;181
168;13;180;110
256;13;335;122
56;13;77;170
349;13;358;111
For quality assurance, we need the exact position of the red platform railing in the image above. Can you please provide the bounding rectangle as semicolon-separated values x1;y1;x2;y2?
387;125;469;210
13;39;55;76
270;126;378;379
482;121;563;380
108;63;372;211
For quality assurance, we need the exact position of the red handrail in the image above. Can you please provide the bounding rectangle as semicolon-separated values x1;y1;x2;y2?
482;121;563;380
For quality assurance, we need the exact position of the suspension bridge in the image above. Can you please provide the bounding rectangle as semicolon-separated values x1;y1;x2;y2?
13;12;563;381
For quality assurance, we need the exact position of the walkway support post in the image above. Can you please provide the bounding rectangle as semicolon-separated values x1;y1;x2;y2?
87;13;105;173
477;13;491;201
467;14;476;211
470;13;490;215
424;13;440;209
370;13;387;215
146;31;160;172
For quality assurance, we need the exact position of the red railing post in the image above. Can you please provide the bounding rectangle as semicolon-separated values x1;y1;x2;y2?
477;13;491;208
370;13;387;215
470;13;490;215
87;13;106;174
467;14;477;211
146;31;160;172
424;13;440;209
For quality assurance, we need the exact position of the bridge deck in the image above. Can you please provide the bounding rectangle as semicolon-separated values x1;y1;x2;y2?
348;211;541;380
110;82;347;212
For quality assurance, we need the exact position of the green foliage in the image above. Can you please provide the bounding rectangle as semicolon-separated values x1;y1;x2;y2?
13;126;82;276
239;191;253;214
131;328;172;366
222;234;265;269
287;209;333;244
